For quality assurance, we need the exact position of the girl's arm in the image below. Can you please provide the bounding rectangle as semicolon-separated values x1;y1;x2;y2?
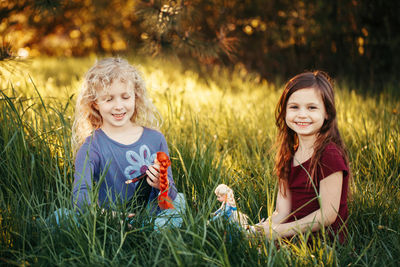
265;171;343;238
269;184;292;224
72;141;100;211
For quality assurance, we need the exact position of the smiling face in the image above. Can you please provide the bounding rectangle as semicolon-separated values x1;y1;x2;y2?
94;80;136;131
285;87;327;140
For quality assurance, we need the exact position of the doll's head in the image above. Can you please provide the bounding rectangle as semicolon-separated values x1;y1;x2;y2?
72;57;159;153
214;184;236;206
214;184;249;226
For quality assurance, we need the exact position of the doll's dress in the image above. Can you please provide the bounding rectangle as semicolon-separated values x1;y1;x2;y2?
211;203;244;241
212;203;237;222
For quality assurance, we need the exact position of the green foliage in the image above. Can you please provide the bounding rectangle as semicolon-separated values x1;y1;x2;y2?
0;56;399;266
2;0;400;90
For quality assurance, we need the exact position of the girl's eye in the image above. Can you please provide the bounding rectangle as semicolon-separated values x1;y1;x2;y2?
106;97;113;102
308;106;317;110
288;105;298;109
122;95;131;99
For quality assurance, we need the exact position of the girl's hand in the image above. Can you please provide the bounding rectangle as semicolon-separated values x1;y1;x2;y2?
253;219;265;234
253;219;278;239
146;162;161;190
264;221;279;239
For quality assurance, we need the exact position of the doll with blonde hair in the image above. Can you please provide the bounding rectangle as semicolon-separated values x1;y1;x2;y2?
212;184;249;228
71;58;184;228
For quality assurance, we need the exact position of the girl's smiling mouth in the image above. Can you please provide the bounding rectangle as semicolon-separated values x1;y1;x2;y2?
295;122;311;126
113;112;126;119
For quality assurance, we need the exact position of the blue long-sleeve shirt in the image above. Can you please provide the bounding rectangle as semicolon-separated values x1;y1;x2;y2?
72;127;177;211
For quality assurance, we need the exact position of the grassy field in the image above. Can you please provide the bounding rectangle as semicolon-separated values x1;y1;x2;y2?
0;56;399;266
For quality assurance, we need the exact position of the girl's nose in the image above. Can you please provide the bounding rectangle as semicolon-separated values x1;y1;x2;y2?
114;98;123;109
297;108;307;117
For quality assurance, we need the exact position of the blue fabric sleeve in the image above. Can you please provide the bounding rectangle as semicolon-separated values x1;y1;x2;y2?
71;128;177;212
72;138;100;210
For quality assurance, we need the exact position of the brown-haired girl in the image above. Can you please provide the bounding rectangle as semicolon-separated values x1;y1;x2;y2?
257;71;350;243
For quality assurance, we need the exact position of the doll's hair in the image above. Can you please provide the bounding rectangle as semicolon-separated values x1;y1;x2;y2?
274;70;349;195
215;184;236;206
231;208;249;227
215;184;249;227
72;57;160;154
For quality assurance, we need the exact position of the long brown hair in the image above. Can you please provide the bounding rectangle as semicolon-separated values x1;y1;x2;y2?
274;71;349;194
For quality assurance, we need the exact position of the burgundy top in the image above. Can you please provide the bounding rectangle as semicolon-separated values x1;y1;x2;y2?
286;143;349;243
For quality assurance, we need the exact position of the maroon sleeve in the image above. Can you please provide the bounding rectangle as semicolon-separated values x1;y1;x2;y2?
318;143;349;181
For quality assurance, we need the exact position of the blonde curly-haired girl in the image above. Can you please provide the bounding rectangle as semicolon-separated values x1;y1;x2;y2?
71;57;178;216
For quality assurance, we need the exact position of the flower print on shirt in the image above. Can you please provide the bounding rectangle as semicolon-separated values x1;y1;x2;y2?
124;145;157;181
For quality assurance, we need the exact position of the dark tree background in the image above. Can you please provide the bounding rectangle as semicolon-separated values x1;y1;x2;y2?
1;0;399;90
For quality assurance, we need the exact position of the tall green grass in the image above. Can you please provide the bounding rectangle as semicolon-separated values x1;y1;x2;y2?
0;56;399;266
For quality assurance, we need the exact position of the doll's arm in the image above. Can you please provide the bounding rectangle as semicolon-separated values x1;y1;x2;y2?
213;201;226;216
213;208;222;216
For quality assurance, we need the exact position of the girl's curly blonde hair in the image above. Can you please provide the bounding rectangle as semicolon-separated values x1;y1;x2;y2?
72;57;160;155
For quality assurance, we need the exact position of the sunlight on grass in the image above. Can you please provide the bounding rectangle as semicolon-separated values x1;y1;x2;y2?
0;56;399;265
